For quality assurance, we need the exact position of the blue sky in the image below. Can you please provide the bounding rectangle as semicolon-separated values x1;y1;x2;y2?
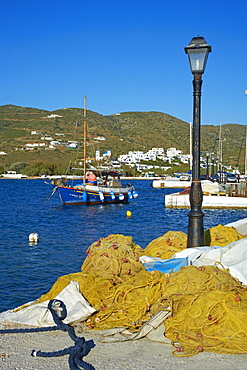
1;0;247;125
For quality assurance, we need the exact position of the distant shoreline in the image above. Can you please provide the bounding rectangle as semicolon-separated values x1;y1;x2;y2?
0;176;164;180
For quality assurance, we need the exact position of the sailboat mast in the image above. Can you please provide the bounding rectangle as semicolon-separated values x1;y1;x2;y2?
218;121;222;171
83;95;87;184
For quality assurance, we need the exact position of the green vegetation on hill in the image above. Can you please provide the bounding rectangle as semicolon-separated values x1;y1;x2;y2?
0;104;245;175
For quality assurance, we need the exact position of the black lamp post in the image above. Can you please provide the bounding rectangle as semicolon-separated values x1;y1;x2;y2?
184;36;212;248
206;151;209;180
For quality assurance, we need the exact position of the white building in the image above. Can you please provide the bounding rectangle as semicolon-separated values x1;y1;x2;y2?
95;146;191;168
165;147;185;163
26;143;46;147
94;136;105;141
118;148;165;165
46;114;62;118
50;140;62;146
95;150;112;160
41;135;53;141
147;148;164;156
66;141;78;149
103;150;111;157
95;150;101;161
166;147;182;158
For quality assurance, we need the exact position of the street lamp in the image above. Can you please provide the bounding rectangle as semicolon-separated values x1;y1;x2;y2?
206;151;209;180
184;36;212;248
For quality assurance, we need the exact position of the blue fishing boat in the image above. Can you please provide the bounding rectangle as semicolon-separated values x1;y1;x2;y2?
51;96;138;205
52;171;138;205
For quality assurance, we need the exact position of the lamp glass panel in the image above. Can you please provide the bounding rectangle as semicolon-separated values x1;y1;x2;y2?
187;48;208;73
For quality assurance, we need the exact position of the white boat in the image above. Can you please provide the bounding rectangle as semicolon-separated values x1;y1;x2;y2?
1;171;27;179
152;176;191;189
165;192;247;208
165;181;247;208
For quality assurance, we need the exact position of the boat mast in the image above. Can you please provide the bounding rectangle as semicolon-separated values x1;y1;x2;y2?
83;95;87;184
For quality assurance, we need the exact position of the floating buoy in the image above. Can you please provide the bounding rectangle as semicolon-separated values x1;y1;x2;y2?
119;193;124;201
29;233;39;244
88;173;97;182
126;210;132;217
132;190;138;199
99;191;104;202
82;190;87;202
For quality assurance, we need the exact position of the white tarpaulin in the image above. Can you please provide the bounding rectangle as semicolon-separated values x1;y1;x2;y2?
172;238;247;285
0;281;96;327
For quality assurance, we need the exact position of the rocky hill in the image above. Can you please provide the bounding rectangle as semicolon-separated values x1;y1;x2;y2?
0;104;245;171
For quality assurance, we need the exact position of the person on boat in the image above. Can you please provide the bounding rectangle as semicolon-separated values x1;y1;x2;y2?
87;172;97;185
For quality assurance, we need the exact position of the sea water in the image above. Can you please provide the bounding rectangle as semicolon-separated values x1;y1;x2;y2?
1;179;247;312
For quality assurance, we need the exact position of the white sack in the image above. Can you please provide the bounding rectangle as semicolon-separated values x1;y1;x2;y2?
0;281;96;327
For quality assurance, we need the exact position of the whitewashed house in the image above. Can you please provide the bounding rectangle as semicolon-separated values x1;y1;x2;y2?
94;136;105;141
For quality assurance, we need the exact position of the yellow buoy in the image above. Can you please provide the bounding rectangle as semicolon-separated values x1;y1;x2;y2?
126;210;132;217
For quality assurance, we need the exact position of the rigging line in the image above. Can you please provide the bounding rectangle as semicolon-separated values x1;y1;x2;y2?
68;114;85;185
65;161;71;176
84;116;104;178
40;186;58;204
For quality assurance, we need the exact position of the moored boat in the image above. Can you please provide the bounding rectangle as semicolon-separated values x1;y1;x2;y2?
165;181;247;209
1;171;27;179
52;171;138;205
152;176;191;189
51;96;138;205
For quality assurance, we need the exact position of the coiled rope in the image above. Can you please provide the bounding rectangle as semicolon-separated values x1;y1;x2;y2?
31;299;95;370
1;299;95;370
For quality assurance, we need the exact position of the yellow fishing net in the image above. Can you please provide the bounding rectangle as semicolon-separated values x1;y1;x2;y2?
81;234;145;277
163;265;247;356
204;224;243;246
36;269;169;331
36;259;247;355
144;231;187;259
36;234;169;331
22;231;247;356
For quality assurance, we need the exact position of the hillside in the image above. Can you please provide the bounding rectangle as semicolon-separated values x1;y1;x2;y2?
0;104;245;172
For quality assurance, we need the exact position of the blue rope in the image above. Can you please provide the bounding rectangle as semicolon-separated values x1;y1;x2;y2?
0;326;59;334
0;299;95;370
31;299;96;370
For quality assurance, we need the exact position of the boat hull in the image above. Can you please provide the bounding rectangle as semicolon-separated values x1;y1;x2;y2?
165;193;247;209
57;184;136;205
152;179;191;188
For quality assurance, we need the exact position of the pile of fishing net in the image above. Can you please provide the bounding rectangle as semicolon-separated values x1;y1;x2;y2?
31;231;247;356
144;231;188;259
36;234;168;331
204;224;243;247
163;264;247;356
81;234;144;277
37;269;168;331
143;226;243;257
